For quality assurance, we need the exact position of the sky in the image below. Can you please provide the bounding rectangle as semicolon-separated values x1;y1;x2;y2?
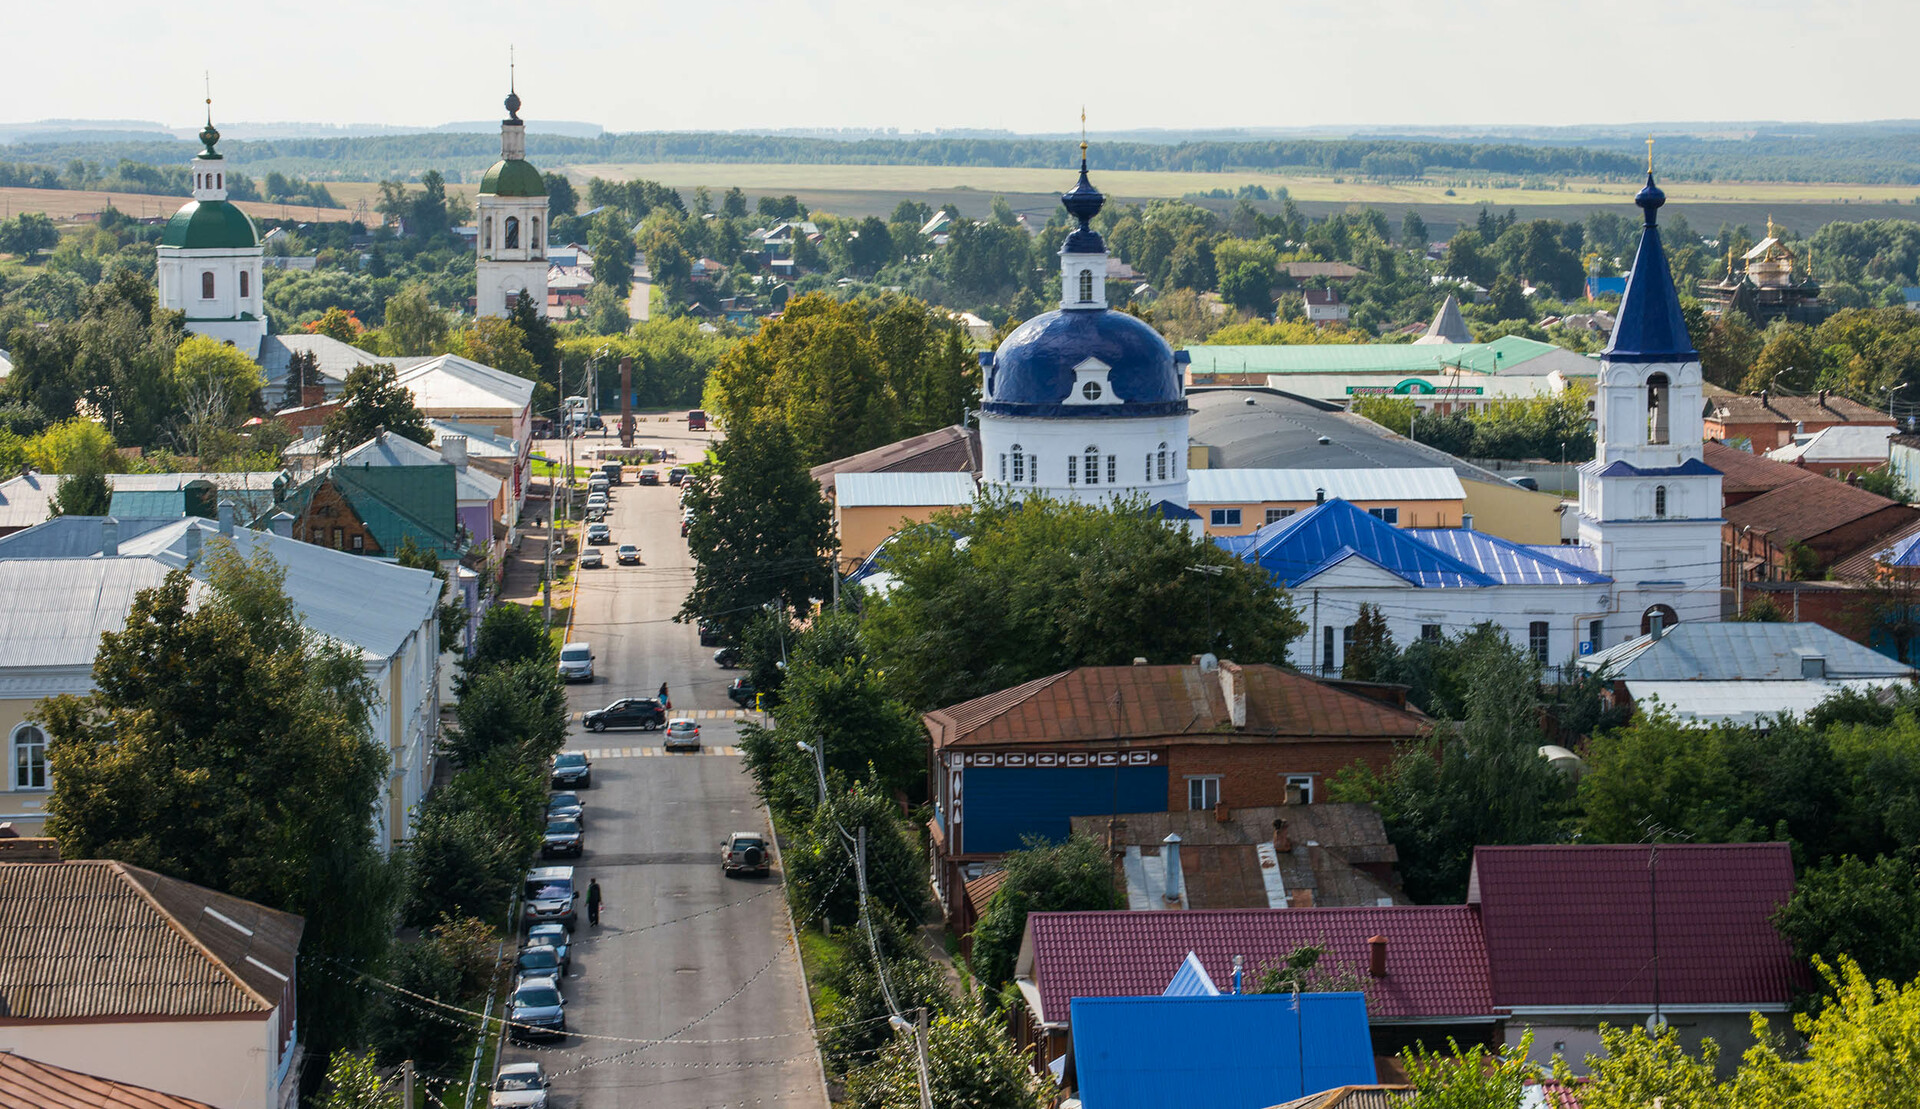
16;0;1920;134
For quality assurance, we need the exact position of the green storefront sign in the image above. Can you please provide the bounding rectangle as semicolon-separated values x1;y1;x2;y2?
1346;378;1486;396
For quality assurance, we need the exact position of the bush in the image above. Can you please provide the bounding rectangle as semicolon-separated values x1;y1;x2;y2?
445;659;567;769
405;753;545;927
787;784;926;931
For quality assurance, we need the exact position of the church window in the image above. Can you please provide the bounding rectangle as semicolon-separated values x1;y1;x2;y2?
531;217;542;252
216;173;222;190
11;723;46;791
1528;622;1551;664
239;270;250;299
1082;381;1103;401
1011;446;1024;484
1078;269;1093;303
505;217;521;250
999;454;1007;481
1107;455;1116;483
200;271;215;299
1067;455;1078;485
1084;446;1101;485
484;217;493;249
1654;485;1668;517
1157;444;1168;481
1646;372;1671;445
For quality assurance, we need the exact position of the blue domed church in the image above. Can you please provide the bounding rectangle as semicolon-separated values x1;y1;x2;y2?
978;150;1193;507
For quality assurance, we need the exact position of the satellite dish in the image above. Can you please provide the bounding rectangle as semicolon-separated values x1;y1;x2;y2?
1197;653;1219;672
1646;1012;1669;1034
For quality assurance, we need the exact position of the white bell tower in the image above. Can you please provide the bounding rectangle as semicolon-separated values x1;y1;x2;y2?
156;98;266;354
475;70;550;319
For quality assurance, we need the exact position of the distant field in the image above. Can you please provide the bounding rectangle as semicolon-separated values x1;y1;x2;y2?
0;186;354;223
323;180;478;212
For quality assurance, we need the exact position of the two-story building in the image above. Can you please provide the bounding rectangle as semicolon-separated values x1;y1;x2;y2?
1705;389;1893;451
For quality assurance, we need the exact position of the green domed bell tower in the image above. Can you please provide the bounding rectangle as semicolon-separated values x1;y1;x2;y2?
475;72;549;318
157;100;266;353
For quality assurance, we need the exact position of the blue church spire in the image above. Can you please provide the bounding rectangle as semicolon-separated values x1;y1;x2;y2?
1603;171;1697;363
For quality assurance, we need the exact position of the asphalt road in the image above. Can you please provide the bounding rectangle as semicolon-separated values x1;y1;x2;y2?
497;420;826;1109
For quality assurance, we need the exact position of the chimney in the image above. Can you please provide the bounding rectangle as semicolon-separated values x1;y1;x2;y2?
183;523;202;560
1818;388;1829;408
1218;660;1246;728
301;381;325;408
1368;935;1388;979
1214;802;1231;824
1461;513;1474;531
1273;818;1291;853
1649;612;1666;640
441;434;469;472
269;511;295;539
217;501;235;536
1315;487;1326;505
100;517;119;557
1161;834;1184;909
1760;388;1771;409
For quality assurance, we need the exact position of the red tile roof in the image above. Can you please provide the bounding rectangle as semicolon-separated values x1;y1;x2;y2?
1023;907;1490;1024
1722;475;1913;546
926;663;1429;751
1466;844;1804;1009
0;1052;221;1109
1701;440;1815;497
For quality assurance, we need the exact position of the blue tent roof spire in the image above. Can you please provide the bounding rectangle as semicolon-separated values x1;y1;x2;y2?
1603;171;1697;364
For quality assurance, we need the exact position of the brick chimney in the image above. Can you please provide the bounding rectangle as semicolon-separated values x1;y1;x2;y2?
1218;660;1246;728
1214;802;1231;824
1272;818;1291;853
1368;935;1387;979
301;381;325;408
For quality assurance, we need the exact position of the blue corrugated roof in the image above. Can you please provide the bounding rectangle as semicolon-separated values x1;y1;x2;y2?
1409;529;1612;586
1162;952;1220;997
107;490;189;519
1604;174;1698;364
1218;498;1496;588
1071;993;1376;1109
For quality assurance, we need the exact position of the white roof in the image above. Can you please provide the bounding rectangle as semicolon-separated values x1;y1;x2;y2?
1764;424;1895;465
1630;679;1903;727
396;354;536;415
0;472;57;531
427;419;520;460
334;431;502;505
259;333;429;388
1186;467;1465;504
0;558;190;672
834;471;977;508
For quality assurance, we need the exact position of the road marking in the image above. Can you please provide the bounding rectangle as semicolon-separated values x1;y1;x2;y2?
580;746;741;758
570;709;767;723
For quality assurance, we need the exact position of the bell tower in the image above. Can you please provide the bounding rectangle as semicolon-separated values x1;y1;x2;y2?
475;66;550;319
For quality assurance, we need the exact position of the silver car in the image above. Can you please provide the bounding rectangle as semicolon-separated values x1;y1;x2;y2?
557;642;593;682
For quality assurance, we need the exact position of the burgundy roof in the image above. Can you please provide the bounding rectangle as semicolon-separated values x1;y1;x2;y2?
1024;907;1490;1024
1467;844;1804;1008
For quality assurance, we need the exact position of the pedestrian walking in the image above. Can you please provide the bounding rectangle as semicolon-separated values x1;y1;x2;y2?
586;878;603;928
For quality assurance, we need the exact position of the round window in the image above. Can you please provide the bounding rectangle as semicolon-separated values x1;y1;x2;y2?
1082;381;1103;401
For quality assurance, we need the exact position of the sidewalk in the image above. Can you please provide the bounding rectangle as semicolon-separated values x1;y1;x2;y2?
499;478;565;608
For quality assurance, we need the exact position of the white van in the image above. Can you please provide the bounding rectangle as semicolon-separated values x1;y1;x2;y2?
558;642;594;683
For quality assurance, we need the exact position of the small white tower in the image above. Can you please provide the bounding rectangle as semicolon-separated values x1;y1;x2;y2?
156;100;266;354
475;74;549;318
1576;172;1722;648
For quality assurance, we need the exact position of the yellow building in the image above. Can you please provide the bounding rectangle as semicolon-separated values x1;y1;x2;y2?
832;472;977;570
1187;467;1464;536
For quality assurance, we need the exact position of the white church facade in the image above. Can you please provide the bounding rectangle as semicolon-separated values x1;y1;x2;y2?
474;81;549;318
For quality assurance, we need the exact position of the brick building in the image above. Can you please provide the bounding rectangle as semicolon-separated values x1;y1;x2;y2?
1704;389;1892;451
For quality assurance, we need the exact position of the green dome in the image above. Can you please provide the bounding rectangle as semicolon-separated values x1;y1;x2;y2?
480;158;546;197
160;200;259;250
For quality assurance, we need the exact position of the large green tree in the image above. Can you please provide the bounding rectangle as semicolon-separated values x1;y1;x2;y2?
969;835;1121;994
323;362;431;454
843;1008;1048;1109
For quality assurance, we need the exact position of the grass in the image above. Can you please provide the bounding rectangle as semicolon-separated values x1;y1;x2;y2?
529;457;596;480
796;927;854;1024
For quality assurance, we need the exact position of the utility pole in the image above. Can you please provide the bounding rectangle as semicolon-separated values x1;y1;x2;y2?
913;1006;934;1109
401;1059;415;1107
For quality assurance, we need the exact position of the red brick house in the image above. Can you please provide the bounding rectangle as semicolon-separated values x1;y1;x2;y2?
925;659;1427;923
1705;390;1892;451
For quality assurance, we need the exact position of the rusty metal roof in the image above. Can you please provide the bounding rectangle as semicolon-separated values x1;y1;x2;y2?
0;861;302;1021
0;1052;221;1109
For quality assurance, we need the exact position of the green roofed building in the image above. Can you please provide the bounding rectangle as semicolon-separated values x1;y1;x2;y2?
475;77;550;318
156;103;267;355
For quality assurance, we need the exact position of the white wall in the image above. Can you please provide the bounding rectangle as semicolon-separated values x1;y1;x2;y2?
0;1013;282;1109
980;412;1192;508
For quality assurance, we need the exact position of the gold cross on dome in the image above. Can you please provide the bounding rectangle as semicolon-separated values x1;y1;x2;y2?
1646;135;1654;173
1080;106;1088;158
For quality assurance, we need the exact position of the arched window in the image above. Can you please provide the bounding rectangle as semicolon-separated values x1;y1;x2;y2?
1078;269;1093;303
11;723;46;791
215;173;222;190
505;216;521;250
531;217;542;252
239;270;250;299
1011;445;1025;484
1084;446;1101;485
200;271;215;299
1646;372;1671;445
1640;604;1679;637
1654;485;1668;517
1157;443;1169;481
484;217;493;249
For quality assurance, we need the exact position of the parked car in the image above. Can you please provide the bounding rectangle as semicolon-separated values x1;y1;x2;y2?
526;924;570;971
722;831;770;877
583;698;666;732
547;792;585;826
522;866;578;930
585;504;607;522
490;1061;552;1109
601;461;624;484
664;718;701;751
698;620;722;647
688;409;708;430
617;544;640;565
517;942;565;982
586;523;611;545
579;548;604;569
713;646;740;668
728;677;757;707
587;476;610;497
640;468;661;485
551;751;592;789
1508;475;1540;491
585;492;609;513
669;467;690;485
558;642;594;682
508;977;567;1042
542;818;583;858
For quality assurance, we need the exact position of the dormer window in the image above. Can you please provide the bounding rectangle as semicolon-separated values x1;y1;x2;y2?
1079;269;1094;303
1065;358;1118;406
1082;381;1103;401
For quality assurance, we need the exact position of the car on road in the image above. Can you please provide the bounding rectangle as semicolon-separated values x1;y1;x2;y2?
699;620;722;646
601;461;623;484
583;697;666;732
586;522;611;545
558;642;594;682
489;1061;552;1108
585;492;609;513
669;467;690;485
728;677;756;707
587;476;610;498
640;468;661;485
722;831;770;877
713;646;740;668
1508;475;1540;491
542;818;583;858
508;977;567;1042
578;548;604;568
688;409;708;430
551;751;592;789
516;941;565;983
664;718;701;751
526;923;570;971
617;544;640;564
547;792;585;826
522;866;578;930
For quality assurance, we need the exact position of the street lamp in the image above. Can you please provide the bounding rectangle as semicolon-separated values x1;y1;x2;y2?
795;739;829;806
1889;382;1909;422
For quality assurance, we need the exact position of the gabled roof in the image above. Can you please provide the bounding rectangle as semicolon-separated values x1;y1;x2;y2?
1603;176;1697;364
1467;844;1803;1008
1580;621;1911;682
0;860;301;1020
395;353;536;414
1722;475;1910;545
259;334;427;388
1187;467;1464;505
1413;295;1472;344
1407;528;1611;586
1700;441;1814;495
1023;907;1491;1024
1834;518;1920;575
1765;424;1896;465
1267;1087;1413;1109
1303;288;1344;307
280;463;463;558
1710;393;1892;427
1219;498;1499;588
0;472;55;531
810;425;980;496
925;662;1429;751
0;1052;223;1109
336;430;502;505
1591;457;1721;479
0;557;187;672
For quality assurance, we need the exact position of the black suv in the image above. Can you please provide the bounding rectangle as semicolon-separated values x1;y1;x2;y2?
582;697;667;733
728;678;757;707
698;620;722;647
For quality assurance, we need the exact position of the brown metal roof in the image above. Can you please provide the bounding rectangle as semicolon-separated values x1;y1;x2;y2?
1265;1087;1413;1109
925;663;1429;751
1722;474;1914;546
0;862;302;1021
1709;393;1892;427
810;425;980;496
1702;440;1816;496
0;1052;221;1109
962;869;1007;915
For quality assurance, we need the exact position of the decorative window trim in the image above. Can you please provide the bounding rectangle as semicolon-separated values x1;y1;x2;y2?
955;750;1160;768
11;723;47;791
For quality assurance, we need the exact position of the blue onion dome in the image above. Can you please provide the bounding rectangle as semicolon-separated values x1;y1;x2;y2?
1061;145;1106;254
1635;171;1665;224
982;310;1182;418
505;87;523;122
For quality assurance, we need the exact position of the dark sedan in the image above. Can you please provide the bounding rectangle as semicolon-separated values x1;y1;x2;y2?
542;819;583;858
550;751;591;789
582;698;666;733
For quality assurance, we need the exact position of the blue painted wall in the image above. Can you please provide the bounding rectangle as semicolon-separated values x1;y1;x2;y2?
960;766;1168;854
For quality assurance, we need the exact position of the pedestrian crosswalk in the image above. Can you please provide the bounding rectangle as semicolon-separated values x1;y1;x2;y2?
568;708;764;723
577;746;743;758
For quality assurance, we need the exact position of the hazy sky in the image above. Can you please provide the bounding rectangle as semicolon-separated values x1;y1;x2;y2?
19;0;1920;133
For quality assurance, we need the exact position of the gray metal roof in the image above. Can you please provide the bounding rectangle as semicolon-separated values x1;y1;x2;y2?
0;557;190;670
335;431;502;504
1187;389;1513;486
0;472;55;531
1187;467;1464;504
834;471;976;508
1582;622;1913;682
259;333;429;390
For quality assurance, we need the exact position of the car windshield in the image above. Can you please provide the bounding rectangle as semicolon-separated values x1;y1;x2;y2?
515;986;561;1008
546;820;580;835
496;1072;543;1091
560;647;590;662
549;793;580;807
555;753;586;769
521;945;557;964
525;880;571;900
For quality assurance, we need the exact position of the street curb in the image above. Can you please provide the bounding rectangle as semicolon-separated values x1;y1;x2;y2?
760;749;831;1109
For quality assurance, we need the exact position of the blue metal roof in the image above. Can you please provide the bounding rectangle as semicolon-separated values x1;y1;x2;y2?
1603;174;1698;364
984;309;1184;417
1409;528;1612;586
1162;952;1220;997
1594;457;1720;478
1070;993;1376;1109
1149;500;1201;521
1219;498;1496;588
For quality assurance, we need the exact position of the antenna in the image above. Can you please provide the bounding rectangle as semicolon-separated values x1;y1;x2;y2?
510;44;516;92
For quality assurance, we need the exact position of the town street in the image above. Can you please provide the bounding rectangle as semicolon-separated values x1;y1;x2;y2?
497;418;825;1109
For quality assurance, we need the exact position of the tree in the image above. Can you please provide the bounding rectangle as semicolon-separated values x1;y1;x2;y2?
1401;1033;1534;1109
323;363;430;454
510;290;559;379
969;835;1121;993
843;1008;1048;1109
404;753;544;927
281;348;321;410
860;491;1303;712
445;660;567;769
1401;210;1429;250
380;282;449;357
306;306;365;345
171;334;263;427
544;172;578;219
0;212;59;256
1776;854;1920;988
452;316;537;380
1441;229;1497;287
786;782;926;931
313;1049;400;1109
1218;260;1277;314
40;540;395;1055
1727;956;1920;1108
50;462;110;516
393;535;466;653
459;601;556;689
2;268;181;445
1561;1025;1721;1109
1487;274;1530;322
677;418;835;643
588;209;634;312
23;416;118;473
1342;603;1394;682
